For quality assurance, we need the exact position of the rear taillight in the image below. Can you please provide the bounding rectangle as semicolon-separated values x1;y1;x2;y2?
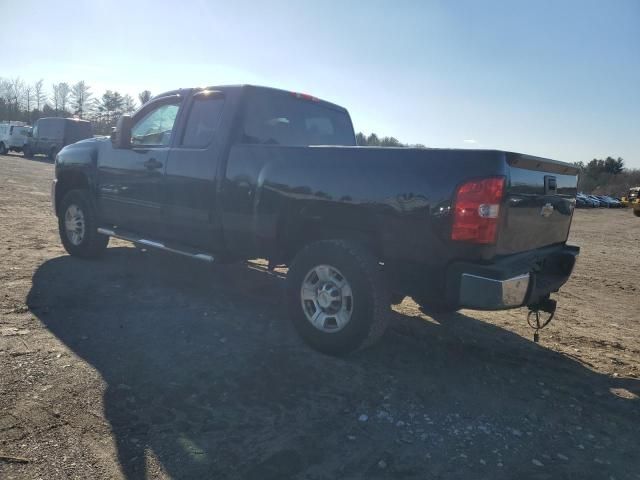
451;177;505;244
291;92;320;102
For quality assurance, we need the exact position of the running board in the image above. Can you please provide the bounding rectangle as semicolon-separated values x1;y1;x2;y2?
97;228;215;263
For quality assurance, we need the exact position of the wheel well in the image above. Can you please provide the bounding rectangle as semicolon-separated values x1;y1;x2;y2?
55;171;90;216
280;219;382;265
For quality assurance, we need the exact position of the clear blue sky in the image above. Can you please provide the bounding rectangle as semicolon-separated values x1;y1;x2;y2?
2;0;639;167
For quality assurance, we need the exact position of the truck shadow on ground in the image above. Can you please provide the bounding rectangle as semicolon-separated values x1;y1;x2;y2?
27;247;639;480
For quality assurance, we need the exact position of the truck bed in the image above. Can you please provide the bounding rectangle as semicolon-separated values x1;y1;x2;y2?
222;145;578;266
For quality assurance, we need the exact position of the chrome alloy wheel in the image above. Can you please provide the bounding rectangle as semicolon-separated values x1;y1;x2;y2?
301;264;354;332
64;204;86;246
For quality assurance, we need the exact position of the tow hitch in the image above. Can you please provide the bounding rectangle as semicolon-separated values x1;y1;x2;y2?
527;296;557;343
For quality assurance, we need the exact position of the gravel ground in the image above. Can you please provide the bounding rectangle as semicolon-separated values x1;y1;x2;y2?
1;152;639;479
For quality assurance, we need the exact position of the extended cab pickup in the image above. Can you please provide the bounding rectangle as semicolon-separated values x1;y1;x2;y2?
52;85;579;354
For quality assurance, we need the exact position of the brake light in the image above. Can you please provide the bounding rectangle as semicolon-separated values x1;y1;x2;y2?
451;177;505;244
291;92;319;102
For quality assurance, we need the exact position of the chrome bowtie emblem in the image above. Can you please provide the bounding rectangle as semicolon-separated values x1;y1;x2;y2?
540;203;554;217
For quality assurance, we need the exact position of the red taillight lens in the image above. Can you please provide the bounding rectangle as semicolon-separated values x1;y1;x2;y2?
291;92;319;102
451;177;505;244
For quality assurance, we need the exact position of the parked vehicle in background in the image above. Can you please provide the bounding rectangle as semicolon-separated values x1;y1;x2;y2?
23;117;92;160
578;194;598;207
0;122;32;154
576;193;596;208
593;195;618;208
587;195;606;207
602;196;622;208
621;187;640;207
575;194;589;208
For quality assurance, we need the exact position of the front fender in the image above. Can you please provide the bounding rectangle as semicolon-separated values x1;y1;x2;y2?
54;137;108;215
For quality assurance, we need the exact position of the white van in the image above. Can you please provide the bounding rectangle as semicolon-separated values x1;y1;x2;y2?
0;122;32;154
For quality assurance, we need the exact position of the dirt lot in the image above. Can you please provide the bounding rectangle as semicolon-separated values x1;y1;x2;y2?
1;152;639;479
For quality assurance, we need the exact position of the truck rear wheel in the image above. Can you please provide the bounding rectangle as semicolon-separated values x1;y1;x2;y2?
23;145;32;158
634;209;640;217
286;240;390;355
0;142;7;155
58;189;109;258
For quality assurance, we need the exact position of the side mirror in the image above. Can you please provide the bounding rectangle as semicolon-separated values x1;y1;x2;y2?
112;115;133;149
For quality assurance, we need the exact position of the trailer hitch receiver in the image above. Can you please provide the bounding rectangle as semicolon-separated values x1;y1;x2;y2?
527;296;557;343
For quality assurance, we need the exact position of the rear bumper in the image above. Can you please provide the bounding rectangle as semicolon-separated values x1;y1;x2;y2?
447;244;579;310
458;272;531;309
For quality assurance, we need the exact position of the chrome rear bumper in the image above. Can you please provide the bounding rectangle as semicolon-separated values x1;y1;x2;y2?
449;244;579;310
459;273;530;309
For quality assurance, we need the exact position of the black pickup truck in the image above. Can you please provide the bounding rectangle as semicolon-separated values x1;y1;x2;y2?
52;85;579;354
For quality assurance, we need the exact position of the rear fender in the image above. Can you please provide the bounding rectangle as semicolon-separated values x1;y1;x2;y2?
279;200;381;263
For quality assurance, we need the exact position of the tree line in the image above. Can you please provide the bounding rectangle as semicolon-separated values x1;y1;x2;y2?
2;76;636;194
355;132;425;148
573;157;639;196
0;76;153;135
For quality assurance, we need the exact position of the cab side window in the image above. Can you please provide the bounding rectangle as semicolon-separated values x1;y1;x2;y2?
181;94;225;148
131;102;180;147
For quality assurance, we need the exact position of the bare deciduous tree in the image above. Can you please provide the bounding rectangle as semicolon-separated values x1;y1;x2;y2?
9;77;25;113
122;94;137;115
24;86;32;114
51;83;60;113
70;81;91;118
59;82;71;115
34;79;46;111
138;90;152;105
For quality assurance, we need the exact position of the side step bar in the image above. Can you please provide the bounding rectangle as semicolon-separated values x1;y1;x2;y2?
97;228;215;263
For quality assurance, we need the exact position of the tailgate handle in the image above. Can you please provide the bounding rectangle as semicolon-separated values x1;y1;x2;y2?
544;176;557;195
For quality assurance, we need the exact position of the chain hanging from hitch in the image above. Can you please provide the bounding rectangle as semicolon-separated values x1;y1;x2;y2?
527;297;557;343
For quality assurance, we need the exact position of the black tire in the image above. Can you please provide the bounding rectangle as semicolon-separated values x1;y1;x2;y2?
48;146;59;161
286;240;390;355
22;145;32;158
58;189;109;258
0;142;7;155
634;209;640;217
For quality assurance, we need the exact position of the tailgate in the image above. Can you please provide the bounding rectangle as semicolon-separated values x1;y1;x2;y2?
496;153;578;255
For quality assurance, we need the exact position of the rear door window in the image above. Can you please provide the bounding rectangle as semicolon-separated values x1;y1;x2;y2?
181;93;225;148
241;90;355;146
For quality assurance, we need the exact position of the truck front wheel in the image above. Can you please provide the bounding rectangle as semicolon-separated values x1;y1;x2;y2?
286;240;390;355
58;189;109;258
0;142;7;155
